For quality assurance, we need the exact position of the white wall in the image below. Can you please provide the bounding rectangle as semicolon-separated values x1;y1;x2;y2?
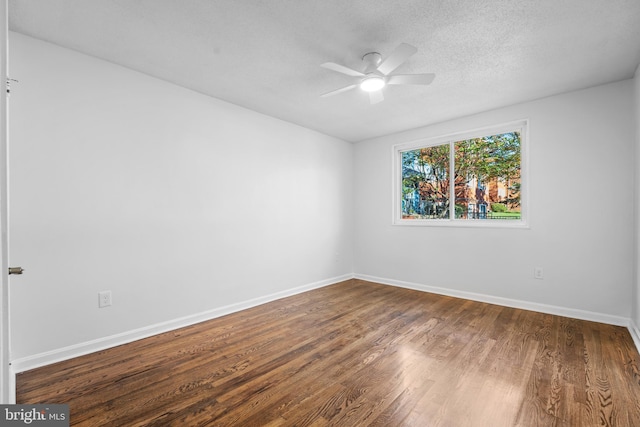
633;64;640;334
8;33;353;363
354;80;635;320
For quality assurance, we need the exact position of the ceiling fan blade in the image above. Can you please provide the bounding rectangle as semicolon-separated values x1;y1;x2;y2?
387;73;436;86
321;62;365;77
368;90;384;104
321;84;358;98
377;43;418;75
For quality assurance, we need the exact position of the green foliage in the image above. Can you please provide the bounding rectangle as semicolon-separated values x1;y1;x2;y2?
455;133;520;182
491;203;507;212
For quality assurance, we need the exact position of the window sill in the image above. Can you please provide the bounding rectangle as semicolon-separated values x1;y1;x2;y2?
392;219;530;229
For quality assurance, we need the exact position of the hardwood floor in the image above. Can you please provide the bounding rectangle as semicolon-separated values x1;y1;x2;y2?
16;279;640;426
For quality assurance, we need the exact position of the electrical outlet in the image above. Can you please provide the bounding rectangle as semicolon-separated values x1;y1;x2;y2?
534;267;544;280
98;290;112;308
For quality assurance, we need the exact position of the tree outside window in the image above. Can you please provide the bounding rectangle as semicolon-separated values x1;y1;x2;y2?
397;121;525;225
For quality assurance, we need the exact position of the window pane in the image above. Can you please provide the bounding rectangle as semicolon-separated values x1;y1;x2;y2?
401;144;450;219
454;132;521;220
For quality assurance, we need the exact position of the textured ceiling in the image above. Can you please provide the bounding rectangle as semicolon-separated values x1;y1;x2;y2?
8;0;640;142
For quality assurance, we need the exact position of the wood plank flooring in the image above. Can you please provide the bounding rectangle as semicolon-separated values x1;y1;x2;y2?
16;279;640;426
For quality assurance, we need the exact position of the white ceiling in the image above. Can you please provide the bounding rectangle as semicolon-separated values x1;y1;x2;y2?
8;0;640;142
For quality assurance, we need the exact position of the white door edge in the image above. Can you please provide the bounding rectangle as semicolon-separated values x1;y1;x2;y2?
0;0;11;404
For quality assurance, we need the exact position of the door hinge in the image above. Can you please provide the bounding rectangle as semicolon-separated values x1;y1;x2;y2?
6;78;18;95
8;267;24;275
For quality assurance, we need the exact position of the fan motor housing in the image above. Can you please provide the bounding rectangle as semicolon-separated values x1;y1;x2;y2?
362;52;382;72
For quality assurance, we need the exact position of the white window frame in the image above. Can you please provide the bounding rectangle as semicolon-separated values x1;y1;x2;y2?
392;119;529;228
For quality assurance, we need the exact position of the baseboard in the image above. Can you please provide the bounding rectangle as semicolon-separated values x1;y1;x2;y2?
10;273;354;375
629;319;640;354
354;274;630;327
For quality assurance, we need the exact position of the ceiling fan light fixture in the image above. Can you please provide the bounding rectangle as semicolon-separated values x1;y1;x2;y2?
360;76;385;92
321;43;433;103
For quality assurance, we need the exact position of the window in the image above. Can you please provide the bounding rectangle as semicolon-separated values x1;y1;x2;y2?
393;120;527;227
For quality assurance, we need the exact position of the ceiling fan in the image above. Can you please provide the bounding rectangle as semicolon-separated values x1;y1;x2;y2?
320;43;435;104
